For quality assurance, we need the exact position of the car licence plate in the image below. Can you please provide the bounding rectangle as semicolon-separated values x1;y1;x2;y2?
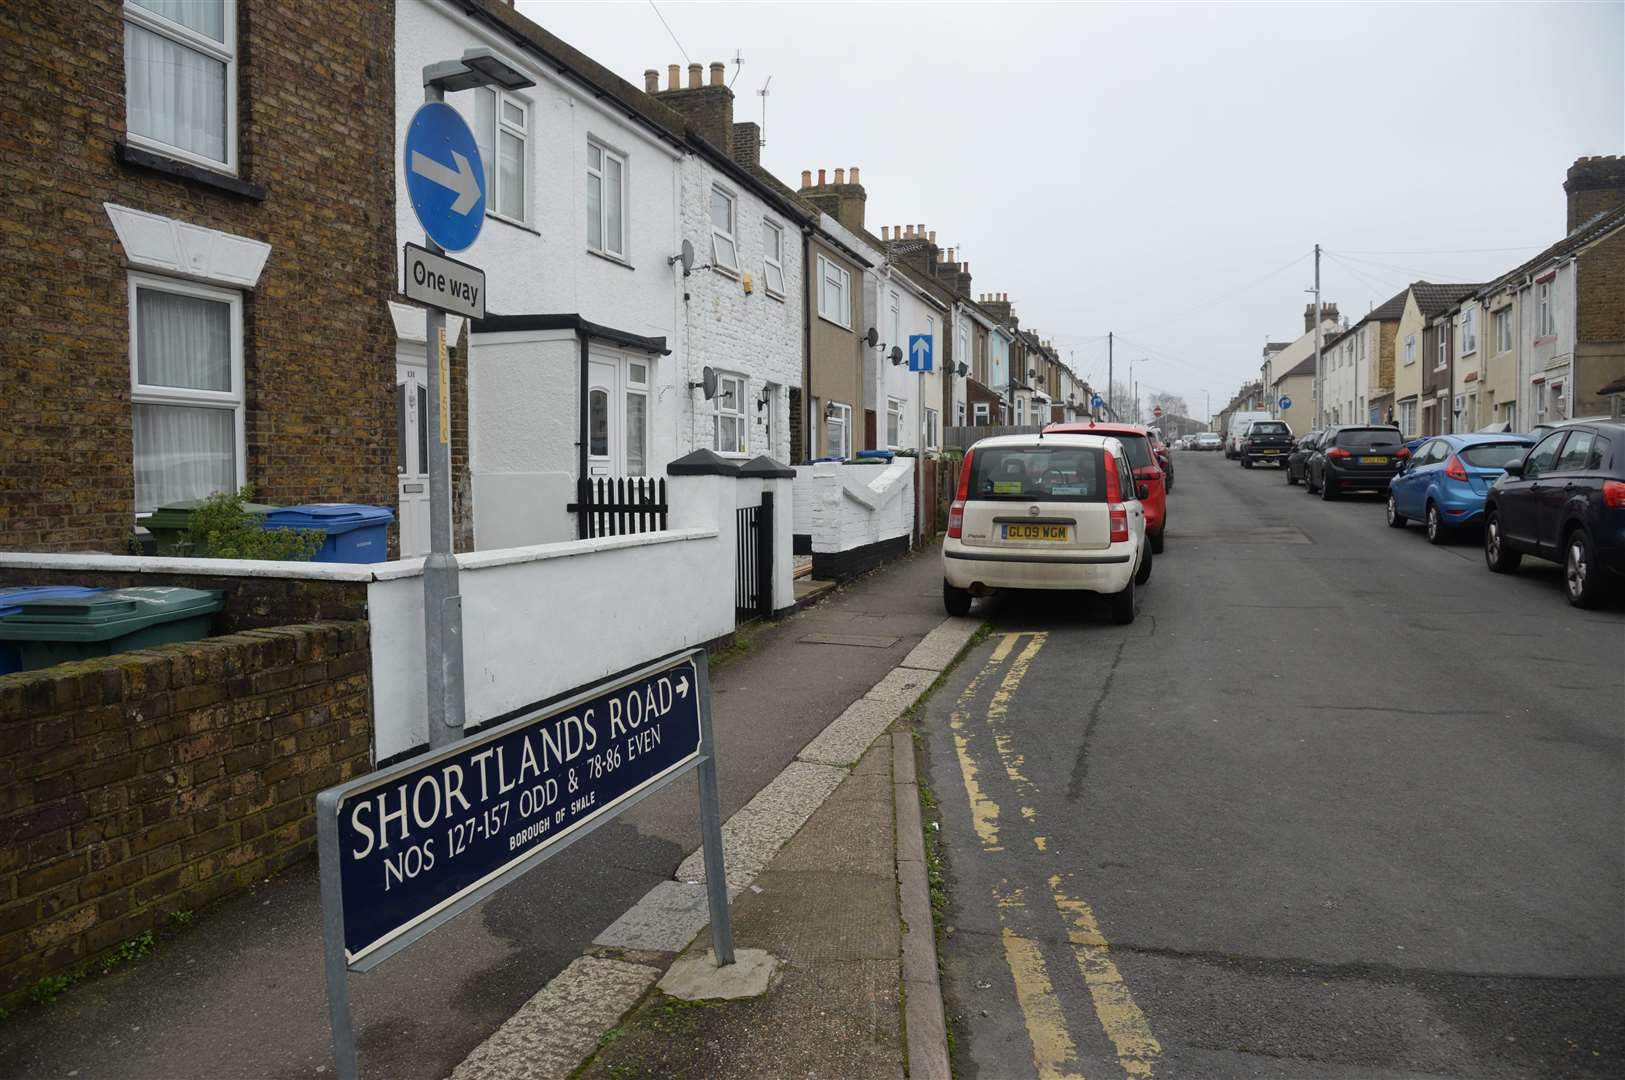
1003;524;1069;541
1359;456;1389;465
1262;449;1281;455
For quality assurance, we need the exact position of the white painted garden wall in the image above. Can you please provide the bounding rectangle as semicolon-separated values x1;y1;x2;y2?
792;460;914;554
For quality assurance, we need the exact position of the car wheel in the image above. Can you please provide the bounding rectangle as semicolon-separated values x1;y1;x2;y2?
1242;457;1253;469
943;580;972;617
1286;465;1298;486
1386;494;1406;528
1135;540;1153;585
1565;528;1609;609
1425;503;1450;545
1484;510;1522;574
1319;476;1338;500
1150;527;1165;554
1109;568;1136;625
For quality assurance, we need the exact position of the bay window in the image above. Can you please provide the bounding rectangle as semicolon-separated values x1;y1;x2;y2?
129;274;244;513
123;0;236;171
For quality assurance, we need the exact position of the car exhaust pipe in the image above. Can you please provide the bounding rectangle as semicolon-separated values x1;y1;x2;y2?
969;582;994;597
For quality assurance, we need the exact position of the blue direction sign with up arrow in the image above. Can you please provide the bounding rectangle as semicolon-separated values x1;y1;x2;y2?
1092;394;1104;409
908;334;933;373
1279;395;1293;410
404;102;486;253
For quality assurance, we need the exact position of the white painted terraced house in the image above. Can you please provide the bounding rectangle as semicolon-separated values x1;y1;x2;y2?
394;1;807;550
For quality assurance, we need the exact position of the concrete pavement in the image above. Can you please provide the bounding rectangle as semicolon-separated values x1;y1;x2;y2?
924;451;1625;1079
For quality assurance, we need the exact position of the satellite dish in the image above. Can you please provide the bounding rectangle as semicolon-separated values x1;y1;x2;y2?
889;345;903;366
864;327;879;348
680;239;695;273
957;362;969;378
701;365;718;399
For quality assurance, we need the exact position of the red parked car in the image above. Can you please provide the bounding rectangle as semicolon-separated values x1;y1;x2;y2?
1044;421;1168;552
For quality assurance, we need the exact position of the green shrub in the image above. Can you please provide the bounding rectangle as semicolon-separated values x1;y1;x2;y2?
182;485;323;561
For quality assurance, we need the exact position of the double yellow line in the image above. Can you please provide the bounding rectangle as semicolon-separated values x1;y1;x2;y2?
950;632;1161;1080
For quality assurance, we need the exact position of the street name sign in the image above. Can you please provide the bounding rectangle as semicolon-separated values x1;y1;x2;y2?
908;333;933;373
404;101;486;252
403;243;485;319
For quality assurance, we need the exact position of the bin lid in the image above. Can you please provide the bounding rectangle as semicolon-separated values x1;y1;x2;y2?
262;503;396;534
0;586;224;642
144;499;279;530
855;450;895;460
0;586;106;619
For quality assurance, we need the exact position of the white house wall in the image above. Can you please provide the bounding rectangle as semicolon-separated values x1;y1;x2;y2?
678;156;802;464
1517;260;1576;424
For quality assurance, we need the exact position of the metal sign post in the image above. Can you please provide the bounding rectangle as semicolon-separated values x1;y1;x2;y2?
318;649;733;1079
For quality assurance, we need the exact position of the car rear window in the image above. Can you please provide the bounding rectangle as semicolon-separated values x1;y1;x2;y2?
1334;428;1403;450
1460;443;1530;469
1108;433;1153;469
1250;422;1289;435
970;446;1106;502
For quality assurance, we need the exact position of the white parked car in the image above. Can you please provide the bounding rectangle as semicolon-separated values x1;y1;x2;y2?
942;433;1151;624
1195;432;1223;451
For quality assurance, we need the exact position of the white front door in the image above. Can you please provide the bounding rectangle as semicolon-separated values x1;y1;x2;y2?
396;361;431;556
587;356;621;477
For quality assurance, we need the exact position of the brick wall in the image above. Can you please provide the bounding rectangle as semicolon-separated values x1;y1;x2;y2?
0;622;372;1007
0;2;398;553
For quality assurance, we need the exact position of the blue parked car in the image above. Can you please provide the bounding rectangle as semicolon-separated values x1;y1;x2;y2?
1386;433;1536;543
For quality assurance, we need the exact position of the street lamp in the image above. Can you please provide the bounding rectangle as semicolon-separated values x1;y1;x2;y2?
415;51;537;754
1126;358;1149;424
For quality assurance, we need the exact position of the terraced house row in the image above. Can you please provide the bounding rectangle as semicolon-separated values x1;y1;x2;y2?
1;0;1094;557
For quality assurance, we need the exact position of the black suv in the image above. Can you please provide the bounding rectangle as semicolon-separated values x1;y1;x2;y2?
1240;420;1294;468
1484;419;1625;607
1306;426;1405;498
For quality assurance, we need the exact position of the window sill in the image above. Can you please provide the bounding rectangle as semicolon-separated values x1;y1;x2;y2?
710;263;741;280
586;248;634;270
487;213;541;237
1534;335;1558;345
764;289;786;304
816;312;852;333
116;142;266;201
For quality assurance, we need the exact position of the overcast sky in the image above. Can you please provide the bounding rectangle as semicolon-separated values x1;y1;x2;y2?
520;1;1623;419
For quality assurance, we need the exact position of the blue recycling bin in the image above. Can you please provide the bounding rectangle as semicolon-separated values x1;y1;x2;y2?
855;450;895;463
261;504;395;564
0;586;107;675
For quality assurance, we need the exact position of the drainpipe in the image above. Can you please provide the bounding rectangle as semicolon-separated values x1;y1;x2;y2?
801;225;814;462
577;333;590;538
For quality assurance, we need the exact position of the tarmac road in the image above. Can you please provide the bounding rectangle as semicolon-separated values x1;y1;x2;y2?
923;449;1625;1079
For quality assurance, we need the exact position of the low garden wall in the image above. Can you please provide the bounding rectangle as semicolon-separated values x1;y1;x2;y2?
792;460;915;581
0;621;372;1008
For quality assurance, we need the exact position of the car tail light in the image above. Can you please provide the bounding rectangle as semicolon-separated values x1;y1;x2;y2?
947;449;975;538
1326;446;1352;460
1133;466;1161;480
1103;449;1122;503
1605;480;1625;508
1109;505;1129;543
1445;454;1468;482
1395;446;1411;460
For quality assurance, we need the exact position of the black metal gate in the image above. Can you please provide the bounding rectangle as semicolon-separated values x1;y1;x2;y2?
735;491;774;623
568;476;668;539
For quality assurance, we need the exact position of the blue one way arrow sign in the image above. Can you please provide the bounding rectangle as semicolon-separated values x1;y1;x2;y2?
404;102;486;253
908;333;933;373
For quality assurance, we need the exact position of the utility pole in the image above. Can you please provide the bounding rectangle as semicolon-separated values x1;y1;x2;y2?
1312;243;1323;429
1107;331;1113;421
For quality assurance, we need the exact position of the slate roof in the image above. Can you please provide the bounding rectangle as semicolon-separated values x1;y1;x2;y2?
1361;288;1411;324
1410;282;1483;318
1482;205;1625;295
1283;353;1317;379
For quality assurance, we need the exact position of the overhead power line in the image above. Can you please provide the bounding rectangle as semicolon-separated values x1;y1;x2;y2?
648;1;690;65
1335;244;1546;256
1117;249;1312;334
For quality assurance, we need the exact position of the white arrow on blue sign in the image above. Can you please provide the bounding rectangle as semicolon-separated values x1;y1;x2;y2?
1092;394;1104;409
908;334;933;373
404;102;487;253
1279;395;1292;410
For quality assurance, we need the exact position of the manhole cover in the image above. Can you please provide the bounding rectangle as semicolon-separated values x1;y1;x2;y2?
799;632;901;649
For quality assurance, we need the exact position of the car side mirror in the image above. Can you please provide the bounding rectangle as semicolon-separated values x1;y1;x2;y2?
1137;483;1150;500
1502;460;1523;478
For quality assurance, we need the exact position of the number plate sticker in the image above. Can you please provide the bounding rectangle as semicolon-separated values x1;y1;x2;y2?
1002;524;1069;541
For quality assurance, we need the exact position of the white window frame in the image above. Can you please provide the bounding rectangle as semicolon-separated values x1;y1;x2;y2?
923;406;940;450
1536;280;1555;337
1494;307;1513;354
712;370;748;455
1435;328;1448;370
122;0;238;173
886;397;904;449
762;219;786;297
1461;306;1477;355
474;87;530;226
1403;334;1416;366
825;402;852;459
586;138;628;259
710;184;739;273
127;271;246;514
973;401;990;424
1398;399;1417;438
888;291;901;353
817;254;850;329
625;358;649;475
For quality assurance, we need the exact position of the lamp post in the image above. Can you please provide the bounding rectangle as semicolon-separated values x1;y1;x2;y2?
1127;357;1149;423
416;50;534;753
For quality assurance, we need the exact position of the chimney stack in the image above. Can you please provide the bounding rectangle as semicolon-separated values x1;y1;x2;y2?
1565;155;1625;231
800;164;867;232
667;64;679;90
709;61;725;87
644;69;659;93
687;62;701;89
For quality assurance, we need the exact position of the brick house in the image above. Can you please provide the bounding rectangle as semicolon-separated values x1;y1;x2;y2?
0;0;399;554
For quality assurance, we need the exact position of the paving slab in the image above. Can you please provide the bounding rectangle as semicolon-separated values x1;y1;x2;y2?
898;615;982;672
449;955;659;1080
863;665;936;714
673;760;848;887
796;693;898;767
591;880;713;954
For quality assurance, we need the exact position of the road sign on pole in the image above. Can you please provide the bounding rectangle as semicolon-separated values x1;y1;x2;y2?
403;243;485;319
1279;395;1292;410
318;650;733;1077
908;333;933;373
404;102;486;253
1153;405;1164;418
1092;394;1104;410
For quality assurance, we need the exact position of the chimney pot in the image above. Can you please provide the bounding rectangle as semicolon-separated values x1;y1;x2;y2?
817;168;826;186
849;166;860;184
800;169;811;189
834;167;845;184
667;64;679;90
687;62;702;89
918;223;926;238
644;69;659;93
928;229;936;244
881;226;890;240
709;61;725;87
948;247;956;263
905;225;915;239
